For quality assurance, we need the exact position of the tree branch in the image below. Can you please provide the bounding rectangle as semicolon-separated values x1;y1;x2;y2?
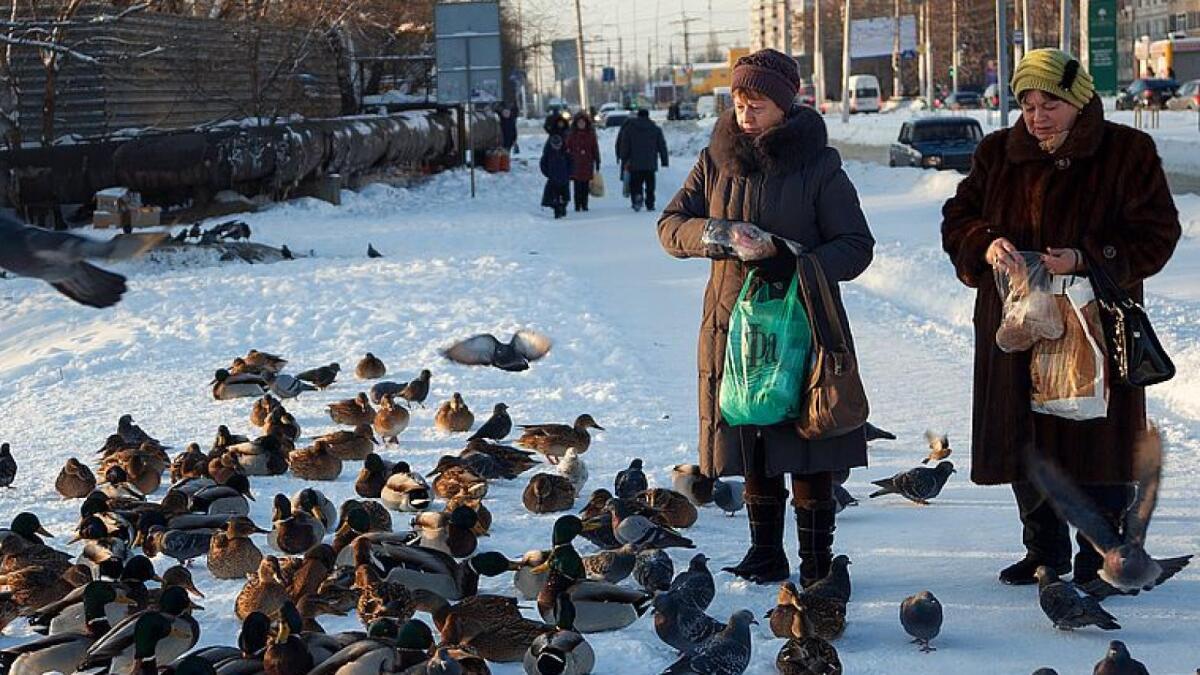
0;34;98;64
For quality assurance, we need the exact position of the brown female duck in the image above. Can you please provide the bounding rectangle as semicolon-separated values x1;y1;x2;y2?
328;393;375;426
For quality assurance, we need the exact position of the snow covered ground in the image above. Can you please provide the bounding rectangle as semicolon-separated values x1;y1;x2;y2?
0;120;1197;673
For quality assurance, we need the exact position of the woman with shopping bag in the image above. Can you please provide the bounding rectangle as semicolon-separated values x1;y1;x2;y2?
564;111;600;212
658;49;875;586
941;49;1181;591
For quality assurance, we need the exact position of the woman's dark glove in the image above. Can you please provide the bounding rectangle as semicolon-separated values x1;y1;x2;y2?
750;237;798;282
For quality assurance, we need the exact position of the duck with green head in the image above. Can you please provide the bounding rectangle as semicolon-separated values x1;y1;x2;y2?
0;581;130;675
524;594;596;675
307;616;411;675
264;600;313;675
79;585;199;674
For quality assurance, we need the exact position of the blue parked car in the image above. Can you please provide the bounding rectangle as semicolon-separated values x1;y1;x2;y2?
889;118;984;172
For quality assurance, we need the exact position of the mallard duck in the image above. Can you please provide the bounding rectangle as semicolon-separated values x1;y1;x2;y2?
524;596;595;675
0;580;129;674
227;435;289;476
469;403;512;441
0;513;65;564
211;369;268;400
306;617;416;675
229;356;270;378
605;498;695;550
170;610;269;673
268;494;325;555
244;349;288;374
55;458;97;499
116;416;166;452
557;449;587;497
439;606;553;664
263;600;314;674
211;425;249;454
295;362;340;390
206;453;242;485
514;550;551;600
98;465;145;501
71;516;131;570
517;415;604;464
113;451;165;495
380;547;515;601
250;394;282;428
411;506;480;558
329;393;375;426
462;439;539;476
380;463;432;512
236;556;288;621
523;473;576;514
579;489;668;527
435;393;475;433
355;453;391;498
431;464;489;501
26;575;137;638
149;566;205;606
293;488;339;531
279;543;336;603
534;516;652;633
289;440;343;481
340;497;392;533
169;444;208;483
776;633;843;675
208;516;267;580
766;581;846;642
637;488;698;529
318;423;378;461
669;464;715;506
373;396;410;445
355;353;387;380
354;562;415;627
188;473;255;515
614;458;648;499
263;408;301;445
398;369;432;408
582;544;636;583
79;586;199;674
444;493;492;536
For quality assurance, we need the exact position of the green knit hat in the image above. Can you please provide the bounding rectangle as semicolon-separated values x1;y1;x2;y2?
1011;48;1095;109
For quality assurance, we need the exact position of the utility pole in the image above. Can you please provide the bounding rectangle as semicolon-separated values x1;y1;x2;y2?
841;0;852;123
997;0;1010;126
1022;0;1032;52
918;1;926;103
925;0;933;106
1013;0;1024;69
814;0;825;108
574;0;589;111
952;0;960;94
783;0;793;56
1060;0;1072;53
892;0;901;99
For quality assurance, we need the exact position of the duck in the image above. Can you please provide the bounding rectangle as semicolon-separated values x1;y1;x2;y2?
205;453;242;485
410;506;481;558
208;516;268;580
226;434;289;476
398;369;432;407
637;487;698;529
98;465;146;501
116;416;166;452
318;424;378;461
414;589;524;639
0;580;129;674
111;451;165;495
444;492;492;536
263;408;301;445
0;563;78;614
524;595;595;675
670;464;715;506
523;473;576;514
249;394;282;428
211;368;269;400
78;585;200;674
766;581;846;642
534;516;653;633
55;458;97;498
558;449;588;497
435;393;475;433
437;600;553;664
211;425;249;454
328;393;375;426
0;512;64;559
279;543;336;603
289;440;343;481
71;515;132;570
295;362;340;389
188;473;255;515
244;349;288;374
355;453;391;498
169;444;208;483
355;353;387;380
380;463;432;512
340;497;393;533
26;575;138;638
263;601;314;675
369;380;406;404
306;617;415;675
379;546;516;601
235;556;288;621
582;544;637;584
292;488;338;532
463;438;540;476
517;415;604;464
431;463;489;501
469;402;512;441
169;610;270;672
373;396;410;445
614;459;648;499
514;550;551;600
229;356;270;378
579;489;664;525
147;566;205;606
268;494;326;555
354;562;416;627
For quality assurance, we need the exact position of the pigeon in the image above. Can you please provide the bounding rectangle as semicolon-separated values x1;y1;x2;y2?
662;609;755;675
369;381;406;405
295;363;340;389
832;484;858;513
922;430;952;464
633;549;674;593
712;479;745;516
668;553;715;611
1034;566;1120;631
652;589;726;654
280;245;293;260
670;464;715;506
900;590;943;652
869;461;955;504
0;212;166;308
441;330;553;372
1028;426;1193;592
0;443;15;488
864;422;896;442
117;415;163;449
606;498;695;550
614;459;648;499
558;448;588;497
268;373;317;399
469;403;512;441
1031;670;1059;675
398;369;432;407
805;555;852;603
367;243;383;258
1092;640;1149;675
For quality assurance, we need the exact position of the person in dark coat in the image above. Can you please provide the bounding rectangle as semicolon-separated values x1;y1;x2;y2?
941;49;1181;588
540;116;572;219
658;48;875;586
617;108;668;211
564;111;601;211
499;104;519;154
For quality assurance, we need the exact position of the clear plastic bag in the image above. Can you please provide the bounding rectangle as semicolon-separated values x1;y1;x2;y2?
993;251;1065;353
702;219;774;260
1030;276;1109;420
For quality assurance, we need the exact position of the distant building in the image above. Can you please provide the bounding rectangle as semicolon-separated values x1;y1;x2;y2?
673;47;751;96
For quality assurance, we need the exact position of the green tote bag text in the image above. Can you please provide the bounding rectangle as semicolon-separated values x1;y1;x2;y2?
719;269;812;427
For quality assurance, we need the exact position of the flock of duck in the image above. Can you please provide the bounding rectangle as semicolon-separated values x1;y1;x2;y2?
0;342;1186;675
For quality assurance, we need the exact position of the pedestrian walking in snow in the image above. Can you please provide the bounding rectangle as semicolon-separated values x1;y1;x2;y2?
658;48;875;587
499;103;519;155
941;48;1181;589
565;111;601;212
541;115;572;219
617;108;668;211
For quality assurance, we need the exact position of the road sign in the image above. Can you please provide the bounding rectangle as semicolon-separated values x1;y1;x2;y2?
602;67;616;83
435;2;503;104
1087;0;1118;94
552;40;579;82
1013;29;1024;45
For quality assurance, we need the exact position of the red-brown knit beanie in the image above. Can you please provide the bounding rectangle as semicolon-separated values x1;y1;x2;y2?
731;48;800;113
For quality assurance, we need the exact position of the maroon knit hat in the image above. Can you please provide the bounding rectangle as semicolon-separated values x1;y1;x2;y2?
731;48;800;113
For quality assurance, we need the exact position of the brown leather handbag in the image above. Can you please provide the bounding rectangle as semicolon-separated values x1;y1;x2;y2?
793;254;870;440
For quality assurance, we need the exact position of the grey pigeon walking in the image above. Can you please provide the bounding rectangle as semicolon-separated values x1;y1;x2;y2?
606;498;694;550
1034;566;1120;631
369;380;406;405
1092;640;1149;675
614;459;648;499
399;369;432;407
1029;426;1193;592
441;330;553;372
832;484;858;513
0;212;166;308
633;549;674;593
668;553;715;610
712;479;745;516
469;403;512;441
296;363;340;389
900;590;943;652
869;461;955;504
662;609;755;675
268;373;317;399
652;589;725;654
805;555;852;603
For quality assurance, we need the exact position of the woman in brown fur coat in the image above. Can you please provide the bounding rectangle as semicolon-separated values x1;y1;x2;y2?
941;49;1180;590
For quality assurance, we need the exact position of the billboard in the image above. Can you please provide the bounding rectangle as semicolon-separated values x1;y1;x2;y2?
850;15;918;59
1087;0;1118;93
435;2;503;103
552;39;579;82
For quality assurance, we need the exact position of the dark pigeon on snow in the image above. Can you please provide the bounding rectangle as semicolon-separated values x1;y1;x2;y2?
869;461;955;504
469;403;512;441
441;330;553;372
1092;640;1149;675
833;484;858;513
900;590;943;652
633;548;674;593
1034;566;1120;631
805;555;852;603
367;243;383;258
712;479;745;516
662;609;755;675
369;381;406;405
668;553;715;611
652;589;725;654
296;363;340;389
614;459;648;499
864;422;896;442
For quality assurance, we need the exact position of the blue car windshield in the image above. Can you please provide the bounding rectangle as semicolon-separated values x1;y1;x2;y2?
912;124;982;142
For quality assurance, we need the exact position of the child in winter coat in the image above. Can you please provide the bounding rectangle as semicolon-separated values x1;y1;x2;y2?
540;129;572;219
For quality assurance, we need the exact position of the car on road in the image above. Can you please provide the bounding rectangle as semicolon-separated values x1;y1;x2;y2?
983;83;1014;109
676;102;699;120
1165;79;1200;111
600;108;633;128
1115;78;1180;110
889;117;983;171
943;91;983;110
848;74;881;113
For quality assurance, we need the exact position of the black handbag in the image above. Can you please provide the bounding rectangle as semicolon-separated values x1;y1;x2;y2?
1085;252;1175;387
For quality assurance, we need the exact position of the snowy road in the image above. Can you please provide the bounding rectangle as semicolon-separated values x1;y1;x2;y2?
0;120;1196;673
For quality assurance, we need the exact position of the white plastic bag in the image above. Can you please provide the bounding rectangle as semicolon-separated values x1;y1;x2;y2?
1030;275;1109;420
993;251;1064;353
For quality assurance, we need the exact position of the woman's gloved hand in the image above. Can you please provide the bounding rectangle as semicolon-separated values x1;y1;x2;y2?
702;219;777;261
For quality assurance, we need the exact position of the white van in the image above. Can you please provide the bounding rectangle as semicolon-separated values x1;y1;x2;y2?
847;74;881;113
696;95;716;118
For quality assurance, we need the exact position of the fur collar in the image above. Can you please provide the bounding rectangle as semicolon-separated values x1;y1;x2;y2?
1006;96;1104;164
709;106;828;177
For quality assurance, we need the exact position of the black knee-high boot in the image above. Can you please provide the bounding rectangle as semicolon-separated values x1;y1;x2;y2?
794;498;837;587
723;436;789;583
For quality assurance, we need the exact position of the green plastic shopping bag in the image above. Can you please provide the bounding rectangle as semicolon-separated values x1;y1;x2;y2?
719;269;813;427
